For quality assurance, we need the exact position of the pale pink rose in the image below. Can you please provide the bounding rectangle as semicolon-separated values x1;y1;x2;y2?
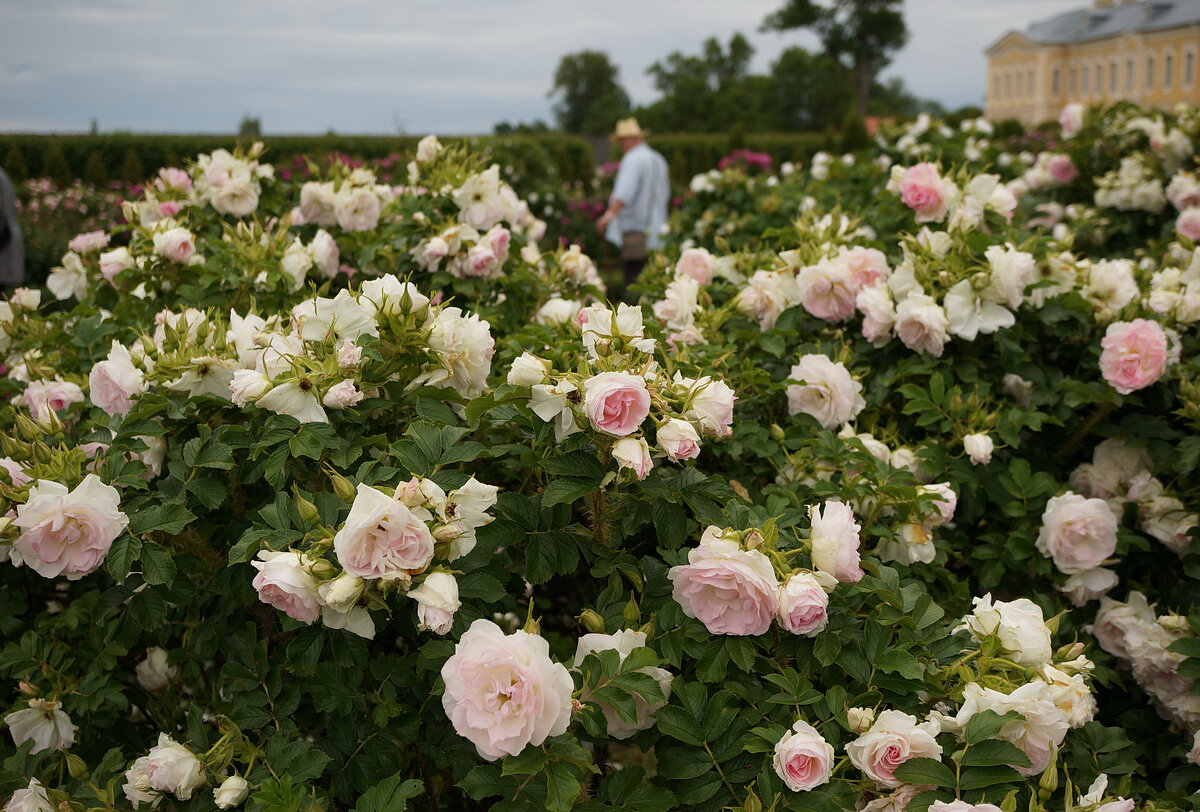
856;282;895;346
1036;492;1119;574
657;418;701;462
407;571;460;634
1060;567;1119;606
484;224;511;261
963;594;1052;666
1046;154;1077;184
12;475;129;580
157;201;182;218
68;230;109;253
776;571;829;636
773;719;834;791
1175;207;1200;241
1059;102;1084;138
894;293;948;357
89;341;146;416
734;270;789;330
898;163;951;223
250;550;321;623
681;376;737;439
321;379;364;410
156;167;193;193
23;378;84;420
441;619;574;760
573;629;672;738
612;436;653;479
582;372;650;437
786;354;865;430
337;340;363;369
0;457;30;487
333;483;435;579
963;433;993;465
797;258;857;321
309;229;340;278
1188;729;1200;766
846;709;942;788
919;482;957;529
144;733;205;800
952;682;1067;776
668;534;779;636
675;247;716;284
1099;319;1168;395
840;246;889;292
335;186;382;232
809;500;863;583
299;182;337;227
152;227;195;263
99;247;135;283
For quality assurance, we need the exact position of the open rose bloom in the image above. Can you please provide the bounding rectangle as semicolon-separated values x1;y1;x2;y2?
441;619;573;760
12;475;129;580
668;530;779;636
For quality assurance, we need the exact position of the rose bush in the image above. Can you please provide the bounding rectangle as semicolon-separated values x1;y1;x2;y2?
0;101;1198;812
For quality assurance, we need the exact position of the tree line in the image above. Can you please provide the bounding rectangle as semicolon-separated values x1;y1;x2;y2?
497;0;944;137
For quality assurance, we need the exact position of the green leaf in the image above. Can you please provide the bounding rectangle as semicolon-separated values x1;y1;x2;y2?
352;776;423;812
251;775;307;812
963;710;1022;744
289;423;338;460
876;650;923;680
655;746;714;780
459;765;504;801
544;761;581;812
540;477;598;508
265;734;332;783
286;627;324;676
892;757;957;788
128;503;196;535
654;705;704;746
501;746;547;777
958;764;1022;791
183;437;234;469
960;739;1032;769
139;542;177;586
106;535;142;581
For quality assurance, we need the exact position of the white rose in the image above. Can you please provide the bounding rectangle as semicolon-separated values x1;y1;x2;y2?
213;776;250;810
136;647;178;692
573;629;672;739
786;354;865;430
963;433;994;465
5;698;76;753
407;571;460;635
846;709;942;788
5;778;55;812
507;352;552;387
145;733;205;800
962;594;1052;666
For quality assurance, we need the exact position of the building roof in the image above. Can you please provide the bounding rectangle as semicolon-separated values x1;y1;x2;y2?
989;0;1200;51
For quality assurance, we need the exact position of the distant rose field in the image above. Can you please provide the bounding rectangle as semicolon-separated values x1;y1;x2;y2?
1;100;1199;812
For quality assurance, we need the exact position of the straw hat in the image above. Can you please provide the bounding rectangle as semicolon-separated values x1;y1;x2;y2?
610;118;649;142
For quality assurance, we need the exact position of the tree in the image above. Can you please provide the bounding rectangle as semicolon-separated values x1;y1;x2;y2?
763;0;908;118
640;34;768;133
549;51;630;136
764;46;854;131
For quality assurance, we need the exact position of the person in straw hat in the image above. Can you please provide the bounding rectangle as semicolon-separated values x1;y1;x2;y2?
596;118;669;298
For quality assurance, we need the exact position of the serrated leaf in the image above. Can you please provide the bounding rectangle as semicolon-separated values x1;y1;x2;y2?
892;757;956;788
654;705;704;746
540;477;597;508
958;763;1022;791
545;761;581;812
353;776;423;812
963;710;1023;744
129;503;196;535
960;738;1033;768
139;541;176;586
106;535;142;581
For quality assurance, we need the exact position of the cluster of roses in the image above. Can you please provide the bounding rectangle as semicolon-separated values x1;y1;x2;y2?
770;593;1103;805
1167;169;1200;243
1092;591;1199;735
522;243;607;325
507;302;735;479
122;734;250;810
650;247;722;347
440;619;672;761
1037;438;1198;607
667;508;862;639
74;276;493;427
250;473;498;639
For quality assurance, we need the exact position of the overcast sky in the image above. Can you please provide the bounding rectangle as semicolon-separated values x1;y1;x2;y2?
0;0;1083;135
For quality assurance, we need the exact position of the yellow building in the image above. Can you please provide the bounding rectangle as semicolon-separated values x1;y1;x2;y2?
985;0;1200;125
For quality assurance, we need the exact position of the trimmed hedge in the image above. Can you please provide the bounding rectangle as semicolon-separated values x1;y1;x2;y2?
0;133;596;190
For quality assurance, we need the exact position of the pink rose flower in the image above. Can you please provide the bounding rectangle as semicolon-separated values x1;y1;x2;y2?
612;436;654;479
846;709;943;788
1036;491;1119;574
583;372;650;437
773;719;834;791
441;619;574;760
250;550;321;624
657;418;701;462
1098;319;1168;395
668;532;779;636
0;457;30;487
152;226;195;264
894;293;948;357
99;247;135;283
841;246;889;292
1188;729;1200;766
1046;154;1077;184
856;282;896;347
776;572;829;636
680;375;737;439
1059;102;1084;137
88;342;146;416
898;163;951;223
809;500;863;583
675;247;716;285
1175;207;1200;241
407;571;460;634
929;802;1003;812
156;167;193;193
157;201;182;218
68;230;109;253
333;483;436;580
797;258;857;321
13;475;129;580
321;379;364;410
786;354;865;430
23;377;84;420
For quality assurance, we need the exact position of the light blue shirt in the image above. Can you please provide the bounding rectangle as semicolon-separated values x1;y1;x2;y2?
604;142;670;250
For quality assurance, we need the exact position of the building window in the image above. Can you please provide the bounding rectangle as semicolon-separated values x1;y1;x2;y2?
1147;55;1155;89
1052;67;1061;95
1082;65;1090;93
1096;63;1103;95
1126;59;1134;91
1005;72;1011;98
1165;52;1174;88
1186;51;1196;86
1069;67;1076;93
1110;60;1118;93
1028;68;1035;97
